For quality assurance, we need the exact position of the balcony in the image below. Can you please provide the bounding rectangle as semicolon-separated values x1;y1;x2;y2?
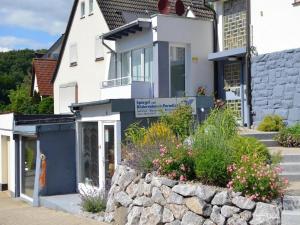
101;76;153;100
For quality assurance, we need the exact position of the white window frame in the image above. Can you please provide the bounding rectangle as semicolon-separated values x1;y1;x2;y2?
80;1;85;18
95;36;104;61
169;43;188;98
69;43;78;66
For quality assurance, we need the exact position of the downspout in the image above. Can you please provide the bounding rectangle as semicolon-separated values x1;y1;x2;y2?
245;0;252;127
204;0;219;99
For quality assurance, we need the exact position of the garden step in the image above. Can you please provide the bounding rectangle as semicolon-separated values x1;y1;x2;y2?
281;210;300;225
282;155;300;163
283;196;300;210
281;172;300;182
259;139;279;147
280;162;300;173
240;132;278;141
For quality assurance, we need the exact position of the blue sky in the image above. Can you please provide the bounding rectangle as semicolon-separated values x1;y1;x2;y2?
0;0;73;51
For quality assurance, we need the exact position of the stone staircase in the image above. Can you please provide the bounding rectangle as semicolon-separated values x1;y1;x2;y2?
240;128;300;225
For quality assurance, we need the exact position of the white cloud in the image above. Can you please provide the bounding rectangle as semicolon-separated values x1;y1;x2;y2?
0;36;48;50
0;0;73;35
0;47;11;52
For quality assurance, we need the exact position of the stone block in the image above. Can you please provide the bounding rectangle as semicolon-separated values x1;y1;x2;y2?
293;93;300;107
275;109;289;119
288;108;300;121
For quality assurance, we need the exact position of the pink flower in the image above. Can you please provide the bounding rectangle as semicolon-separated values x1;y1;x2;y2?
180;175;187;182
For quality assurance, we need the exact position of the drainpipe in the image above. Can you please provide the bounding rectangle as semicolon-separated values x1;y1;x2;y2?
245;0;252;128
204;0;219;99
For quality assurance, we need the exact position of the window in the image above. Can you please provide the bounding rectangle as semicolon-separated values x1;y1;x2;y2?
106;46;153;84
81;1;85;18
89;0;94;14
144;47;153;82
69;43;78;66
132;49;143;81
95;36;104;61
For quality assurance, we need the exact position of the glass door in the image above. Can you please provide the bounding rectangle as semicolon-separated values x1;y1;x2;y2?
21;137;37;199
80;122;99;186
170;46;186;97
104;125;115;190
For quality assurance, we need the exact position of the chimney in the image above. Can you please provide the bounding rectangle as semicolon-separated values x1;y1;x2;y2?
175;0;185;16
158;0;170;14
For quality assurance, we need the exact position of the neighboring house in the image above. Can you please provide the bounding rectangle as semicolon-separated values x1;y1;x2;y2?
32;59;56;97
209;0;300;126
53;0;215;191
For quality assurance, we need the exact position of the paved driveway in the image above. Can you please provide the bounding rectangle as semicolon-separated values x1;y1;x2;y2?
0;192;108;225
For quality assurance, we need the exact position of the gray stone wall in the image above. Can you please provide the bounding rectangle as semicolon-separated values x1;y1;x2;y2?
104;165;281;225
251;48;300;126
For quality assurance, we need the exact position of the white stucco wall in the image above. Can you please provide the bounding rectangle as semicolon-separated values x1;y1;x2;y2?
54;0;114;114
154;15;214;96
0;114;15;193
251;0;300;54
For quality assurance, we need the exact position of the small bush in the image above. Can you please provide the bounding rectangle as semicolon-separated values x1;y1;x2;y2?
229;136;271;164
124;122;146;146
257;115;285;132
143;122;176;147
194;147;233;186
227;154;288;202
80;188;106;213
160;104;194;140
152;145;195;181
275;123;300;147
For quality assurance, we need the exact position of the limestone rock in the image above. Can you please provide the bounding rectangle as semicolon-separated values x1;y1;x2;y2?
232;196;256;210
172;184;197;197
114;207;128;225
162;207;175;223
132;196;153;207
112;165;126;185
220;205;241;218
152;187;166;205
250;202;280;225
118;168;137;190
167;191;184;205
185;197;212;217
126;182;138;199
126;206;142;225
139;204;163;225
151;176;178;188
114;191;133;207
181;211;205;225
211;191;231;206
161;185;172;199
166;204;188;220
210;206;226;225
203;219;217;225
145;173;153;183
239;210;252;222
227;217;247;225
143;183;152;197
166;220;181;225
195;185;216;202
104;212;115;223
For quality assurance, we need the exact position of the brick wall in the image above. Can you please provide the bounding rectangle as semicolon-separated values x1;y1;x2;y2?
251;48;300;125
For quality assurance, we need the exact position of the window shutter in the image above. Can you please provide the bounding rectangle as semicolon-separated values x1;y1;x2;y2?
89;0;94;14
70;44;78;66
95;36;104;60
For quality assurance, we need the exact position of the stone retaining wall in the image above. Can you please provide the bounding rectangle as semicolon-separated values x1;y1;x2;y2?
251;48;300;126
104;166;281;225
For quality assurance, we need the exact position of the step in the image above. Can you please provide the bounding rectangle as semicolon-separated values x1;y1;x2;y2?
283;196;300;210
260;139;279;147
282;155;300;163
281;172;300;182
282;210;300;225
280;162;300;173
241;132;278;140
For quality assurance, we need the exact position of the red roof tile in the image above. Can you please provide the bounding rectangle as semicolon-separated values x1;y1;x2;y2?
33;59;57;97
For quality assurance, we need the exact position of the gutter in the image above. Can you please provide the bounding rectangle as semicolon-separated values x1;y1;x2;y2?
204;0;219;99
245;0;252;127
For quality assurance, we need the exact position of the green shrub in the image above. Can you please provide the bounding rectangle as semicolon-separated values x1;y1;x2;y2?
160;104;194;140
152;144;195;181
124;122;146;146
229;136;271;164
80;193;106;213
194;147;233;186
38;97;54;114
199;108;238;140
227;154;288;202
143;122;176;147
274;123;300;147
257;115;285;132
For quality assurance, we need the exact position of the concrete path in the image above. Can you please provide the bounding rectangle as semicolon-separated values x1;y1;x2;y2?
0;192;108;225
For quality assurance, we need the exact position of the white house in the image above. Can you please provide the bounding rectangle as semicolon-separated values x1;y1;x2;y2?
53;0;215;192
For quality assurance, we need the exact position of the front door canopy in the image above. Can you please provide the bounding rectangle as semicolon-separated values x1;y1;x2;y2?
208;47;246;62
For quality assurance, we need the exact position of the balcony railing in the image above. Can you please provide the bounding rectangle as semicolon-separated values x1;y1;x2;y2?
102;76;131;88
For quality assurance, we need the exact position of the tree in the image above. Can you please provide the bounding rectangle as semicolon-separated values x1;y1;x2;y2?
38;97;54;114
